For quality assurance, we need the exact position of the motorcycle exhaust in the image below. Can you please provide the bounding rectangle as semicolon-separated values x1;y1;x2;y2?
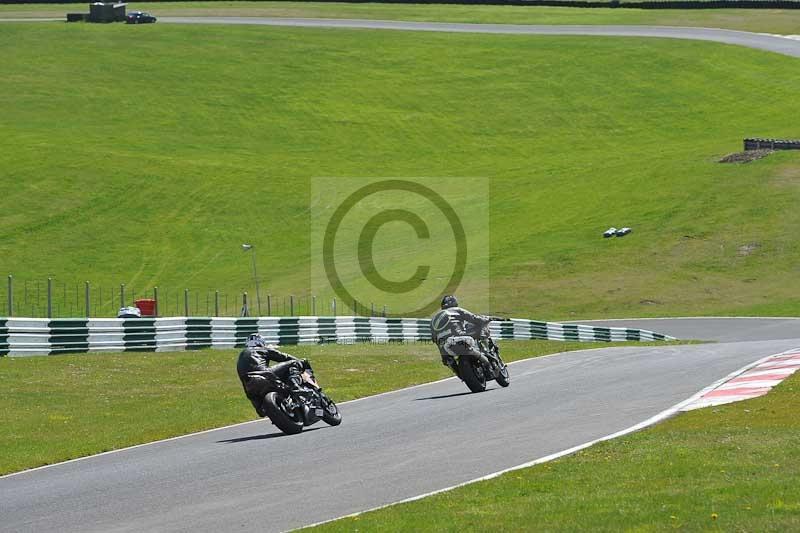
302;404;323;426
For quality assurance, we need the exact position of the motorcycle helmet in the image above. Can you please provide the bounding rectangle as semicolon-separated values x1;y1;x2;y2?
246;333;267;350
441;295;458;309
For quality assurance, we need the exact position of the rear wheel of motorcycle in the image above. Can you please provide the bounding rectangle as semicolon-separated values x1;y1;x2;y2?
263;392;304;435
458;356;487;393
322;396;342;426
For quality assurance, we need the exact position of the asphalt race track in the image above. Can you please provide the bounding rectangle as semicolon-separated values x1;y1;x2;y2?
565;317;800;343
2;318;798;532
157;18;800;58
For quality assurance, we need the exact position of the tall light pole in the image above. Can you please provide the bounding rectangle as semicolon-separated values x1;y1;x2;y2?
242;244;262;316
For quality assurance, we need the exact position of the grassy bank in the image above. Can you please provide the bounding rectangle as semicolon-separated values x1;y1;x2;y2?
0;339;636;475
308;371;800;531
1;23;799;319
2;2;800;34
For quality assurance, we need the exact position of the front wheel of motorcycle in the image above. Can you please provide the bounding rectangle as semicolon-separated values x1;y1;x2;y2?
321;395;342;426
495;362;511;387
263;392;304;435
458;356;487;393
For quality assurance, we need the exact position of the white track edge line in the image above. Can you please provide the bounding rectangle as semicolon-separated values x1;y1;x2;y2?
296;346;800;532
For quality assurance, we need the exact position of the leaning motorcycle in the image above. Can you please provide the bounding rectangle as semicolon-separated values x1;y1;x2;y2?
445;327;510;393
262;362;342;435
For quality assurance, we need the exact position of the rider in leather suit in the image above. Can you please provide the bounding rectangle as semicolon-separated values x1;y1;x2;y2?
237;334;306;417
430;295;504;370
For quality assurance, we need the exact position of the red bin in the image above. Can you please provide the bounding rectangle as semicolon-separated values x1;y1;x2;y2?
135;298;157;317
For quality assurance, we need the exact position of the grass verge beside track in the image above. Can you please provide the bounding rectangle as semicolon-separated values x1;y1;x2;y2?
2;2;800;34
307;371;800;532
1;23;800;319
0;340;669;476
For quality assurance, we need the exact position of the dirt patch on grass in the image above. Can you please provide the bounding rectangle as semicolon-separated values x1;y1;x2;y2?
719;150;774;163
737;242;761;256
771;162;800;189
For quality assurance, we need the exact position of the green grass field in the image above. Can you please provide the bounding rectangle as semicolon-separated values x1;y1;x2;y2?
3;2;800;34
2;10;799;531
0;339;628;475
1;22;799;319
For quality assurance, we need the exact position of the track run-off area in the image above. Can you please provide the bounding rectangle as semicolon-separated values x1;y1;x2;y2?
2;17;800;532
2;317;798;532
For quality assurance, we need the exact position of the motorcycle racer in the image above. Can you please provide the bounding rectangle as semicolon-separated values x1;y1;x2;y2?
430;295;505;371
237;334;307;417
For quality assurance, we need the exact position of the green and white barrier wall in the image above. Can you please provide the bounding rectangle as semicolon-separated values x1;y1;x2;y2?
0;317;674;357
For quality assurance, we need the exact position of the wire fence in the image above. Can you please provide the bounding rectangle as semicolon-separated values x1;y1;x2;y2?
1;276;387;319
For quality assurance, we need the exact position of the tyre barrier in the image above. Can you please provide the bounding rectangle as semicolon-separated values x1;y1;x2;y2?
0;316;674;357
743;138;800;151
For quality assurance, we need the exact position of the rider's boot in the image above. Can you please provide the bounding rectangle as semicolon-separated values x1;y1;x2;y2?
252;397;269;417
480;353;500;377
288;369;304;392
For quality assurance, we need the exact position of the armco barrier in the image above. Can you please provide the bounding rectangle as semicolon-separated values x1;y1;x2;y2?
0;316;673;357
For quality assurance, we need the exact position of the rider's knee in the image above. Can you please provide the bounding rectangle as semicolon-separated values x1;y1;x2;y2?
245;375;270;396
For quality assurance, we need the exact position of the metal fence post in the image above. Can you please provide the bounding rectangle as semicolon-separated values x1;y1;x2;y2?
241;292;249;317
290;295;294;317
371;302;374;317
383;305;387;318
47;278;53;318
214;290;220;317
120;284;125;309
312;295;316;316
154;286;159;317
85;281;90;318
184;289;189;317
267;294;271;316
332;298;336;317
7;275;12;317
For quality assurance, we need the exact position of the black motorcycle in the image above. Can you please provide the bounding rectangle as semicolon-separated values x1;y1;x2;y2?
444;328;510;393
262;363;342;435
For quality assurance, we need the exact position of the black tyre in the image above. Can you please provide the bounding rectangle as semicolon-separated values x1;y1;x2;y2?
495;362;510;387
263;392;304;435
321;395;342;426
458;356;487;393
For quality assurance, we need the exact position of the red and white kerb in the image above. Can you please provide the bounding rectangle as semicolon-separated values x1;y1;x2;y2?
682;350;800;411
